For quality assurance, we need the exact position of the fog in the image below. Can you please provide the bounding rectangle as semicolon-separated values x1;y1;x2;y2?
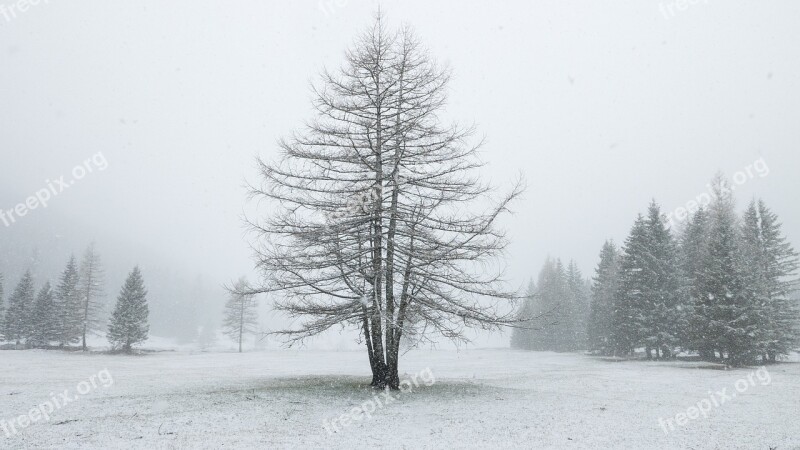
2;0;799;347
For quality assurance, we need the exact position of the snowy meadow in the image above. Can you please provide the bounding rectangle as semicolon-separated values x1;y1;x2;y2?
2;347;798;449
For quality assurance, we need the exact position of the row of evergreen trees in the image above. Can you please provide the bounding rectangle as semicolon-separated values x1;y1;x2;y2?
0;245;151;353
511;259;590;352
513;176;799;366
587;176;799;365
1;245;103;350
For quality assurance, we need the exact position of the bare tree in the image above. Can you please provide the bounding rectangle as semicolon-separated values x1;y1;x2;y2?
223;278;258;353
78;243;105;351
247;14;524;389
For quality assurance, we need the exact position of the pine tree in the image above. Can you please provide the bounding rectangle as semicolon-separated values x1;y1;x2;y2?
56;256;83;347
679;207;711;357
4;270;35;346
78;244;105;351
757;200;800;360
612;215;649;356
588;241;621;355
516;258;588;352
739;200;771;362
639;201;684;359
107;267;150;353
30;282;58;348
740;199;800;361
536;258;565;351
511;280;537;350
566;260;590;350
223;278;258;353
694;176;757;366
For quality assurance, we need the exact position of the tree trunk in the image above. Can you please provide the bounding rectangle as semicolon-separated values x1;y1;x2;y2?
385;333;401;390
362;316;380;385
386;357;400;390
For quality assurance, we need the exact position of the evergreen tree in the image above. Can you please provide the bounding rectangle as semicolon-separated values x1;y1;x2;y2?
514;258;587;352
78;244;105;351
639;201;684;359
588;241;621;355
30;282;58;348
693;176;757;365
510;280;537;349
614;202;691;359
56;256;83;347
739;200;771;362
679;207;711;357
223;277;258;353
566;260;590;350
107;267;150;353
740;199;800;361
612;215;649;356
535;258;567;351
4;270;35;346
757;200;800;360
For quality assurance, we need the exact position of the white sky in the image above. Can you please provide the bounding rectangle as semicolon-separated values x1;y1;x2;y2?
2;1;799;338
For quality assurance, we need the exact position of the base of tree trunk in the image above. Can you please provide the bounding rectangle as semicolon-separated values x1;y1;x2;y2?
369;361;401;390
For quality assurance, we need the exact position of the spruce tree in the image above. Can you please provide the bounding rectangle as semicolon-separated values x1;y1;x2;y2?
694;176;757;365
78;244;105;351
511;280;537;349
566;260;590;350
679;207;711;357
757;200;800;360
588;241;621;355
740;200;771;361
5;270;35;346
30;282;58;348
56;256;83;347
740;199;800;361
522;258;589;352
640;201;684;359
538;258;564;351
223;278;258;353
612;215;649;356
107;267;150;353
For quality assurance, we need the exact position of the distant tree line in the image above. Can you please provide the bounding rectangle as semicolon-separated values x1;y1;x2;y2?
0;244;150;354
514;175;799;366
511;259;590;352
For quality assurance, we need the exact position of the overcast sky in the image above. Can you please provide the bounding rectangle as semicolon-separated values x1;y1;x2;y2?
2;1;799;342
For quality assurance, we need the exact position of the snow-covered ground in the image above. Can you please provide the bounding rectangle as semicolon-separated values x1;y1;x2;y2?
1;347;798;449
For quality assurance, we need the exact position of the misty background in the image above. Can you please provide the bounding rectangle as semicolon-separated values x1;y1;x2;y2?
1;0;798;348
